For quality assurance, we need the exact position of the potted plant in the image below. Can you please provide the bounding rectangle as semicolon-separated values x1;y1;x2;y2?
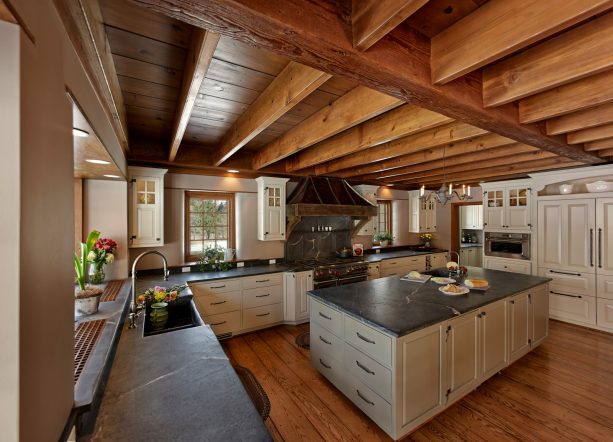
74;230;104;315
374;231;393;247
198;246;233;272
88;237;118;284
420;233;433;248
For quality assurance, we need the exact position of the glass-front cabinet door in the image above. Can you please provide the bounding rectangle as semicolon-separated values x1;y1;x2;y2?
506;187;531;230
484;189;505;229
129;167;167;248
256;177;288;241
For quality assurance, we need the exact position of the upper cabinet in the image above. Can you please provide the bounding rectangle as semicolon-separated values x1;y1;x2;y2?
353;185;379;236
128;167;167;248
460;205;483;229
408;191;436;233
256;177;289;241
482;181;531;231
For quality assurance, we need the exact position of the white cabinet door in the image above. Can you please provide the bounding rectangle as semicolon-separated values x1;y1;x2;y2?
409;192;436;233
474;205;484;229
479;300;508;379
596;198;613;276
129;169;166;248
461;206;484;229
284;271;313;323
256;177;288;241
531;285;549;348
460;206;470;229
505;187;531;230
508;291;532;363
484;189;505;230
446;312;480;404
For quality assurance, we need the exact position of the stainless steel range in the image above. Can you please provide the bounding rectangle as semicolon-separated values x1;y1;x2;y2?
292;257;369;289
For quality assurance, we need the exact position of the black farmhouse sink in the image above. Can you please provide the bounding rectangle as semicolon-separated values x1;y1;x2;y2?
143;297;203;337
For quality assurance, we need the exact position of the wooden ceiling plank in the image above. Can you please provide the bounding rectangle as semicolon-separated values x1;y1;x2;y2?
55;0;130;151
546;102;613;135
286;104;452;172
113;54;183;88
597;148;613;157
585;137;613;151
135;0;602;165
431;0;613;85
519;69;613;123
212;62;331;166
252;86;403;169
117;75;178;101
316;122;487;175
567;123;613;145
483;13;613;108
168;29;220;162
352;0;430;51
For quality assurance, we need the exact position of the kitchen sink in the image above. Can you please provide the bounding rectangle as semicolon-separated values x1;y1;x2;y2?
143;298;204;337
424;268;457;278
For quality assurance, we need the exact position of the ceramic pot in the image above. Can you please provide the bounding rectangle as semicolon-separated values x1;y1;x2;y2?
380;240;390;247
75;287;103;315
150;302;169;330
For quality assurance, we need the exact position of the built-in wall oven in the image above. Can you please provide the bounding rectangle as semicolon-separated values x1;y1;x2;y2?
485;232;531;260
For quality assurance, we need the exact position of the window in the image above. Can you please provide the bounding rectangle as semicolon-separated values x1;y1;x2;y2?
377;200;392;235
185;192;234;261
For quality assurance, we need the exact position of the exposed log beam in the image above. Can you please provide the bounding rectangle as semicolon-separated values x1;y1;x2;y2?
431;0;613;85
285;104;451;172
168;29;219;161
546;103;613;135
597;148;613;157
316;122;487;176
567;123;613;145
132;0;603;165
0;0;17;24
352;0;430;51
585;137;613;151
519;70;613;123
55;0;130;151
252;86;402;169
483;12;613;107
335;133;517;178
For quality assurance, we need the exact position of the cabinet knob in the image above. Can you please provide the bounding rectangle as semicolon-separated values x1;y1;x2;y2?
156;238;160;241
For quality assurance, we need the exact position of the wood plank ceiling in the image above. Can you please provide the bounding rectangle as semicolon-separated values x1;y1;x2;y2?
80;0;613;189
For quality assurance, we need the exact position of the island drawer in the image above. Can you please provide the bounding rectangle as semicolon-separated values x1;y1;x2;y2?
344;315;392;367
311;346;344;389
190;278;241;295
204;310;242;336
243;303;283;330
344;342;392;402
311;321;344;358
346;378;392;435
241;273;283;289
381;256;426;271
311;298;343;336
539;268;595;296
242;285;282;309
193;290;242;316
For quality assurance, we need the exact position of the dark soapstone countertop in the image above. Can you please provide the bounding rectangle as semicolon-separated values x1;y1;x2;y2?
308;267;550;338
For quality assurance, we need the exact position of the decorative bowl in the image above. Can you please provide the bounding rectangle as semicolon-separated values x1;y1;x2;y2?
586;180;613;193
558;184;573;194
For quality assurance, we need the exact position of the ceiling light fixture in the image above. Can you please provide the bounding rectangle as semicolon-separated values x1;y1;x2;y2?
227;169;239;173
419;144;472;206
72;128;89;138
104;174;120;178
86;159;111;165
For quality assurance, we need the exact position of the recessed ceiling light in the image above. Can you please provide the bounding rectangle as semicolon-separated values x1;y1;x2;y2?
227;169;239;173
104;174;120;178
213;84;224;91
387;183;395;186
86;159;111;165
73;128;89;138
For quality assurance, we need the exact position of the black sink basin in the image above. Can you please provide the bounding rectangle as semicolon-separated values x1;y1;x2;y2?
143;297;203;337
425;267;457;277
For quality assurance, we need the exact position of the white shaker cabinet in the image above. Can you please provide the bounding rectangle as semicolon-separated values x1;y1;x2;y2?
596;198;613;275
482;182;531;231
408;191;436;233
445;312;480;405
478;299;508;379
283;270;313;324
256;177;289;241
508;291;532;363
128;167;167;248
460;205;483;229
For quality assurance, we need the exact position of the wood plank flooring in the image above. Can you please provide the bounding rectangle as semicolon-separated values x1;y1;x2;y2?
221;320;613;441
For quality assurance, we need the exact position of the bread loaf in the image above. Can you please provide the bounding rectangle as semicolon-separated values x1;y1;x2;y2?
465;278;488;288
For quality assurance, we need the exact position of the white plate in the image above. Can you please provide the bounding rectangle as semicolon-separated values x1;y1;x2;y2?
464;284;490;291
439;286;469;296
431;277;456;285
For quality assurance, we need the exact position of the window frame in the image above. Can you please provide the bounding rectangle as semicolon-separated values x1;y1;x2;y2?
376;200;392;237
184;191;235;262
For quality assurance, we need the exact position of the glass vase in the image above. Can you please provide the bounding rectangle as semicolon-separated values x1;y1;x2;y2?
89;264;105;285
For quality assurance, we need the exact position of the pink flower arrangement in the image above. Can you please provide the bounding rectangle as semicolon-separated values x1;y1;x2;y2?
137;284;186;305
88;237;118;267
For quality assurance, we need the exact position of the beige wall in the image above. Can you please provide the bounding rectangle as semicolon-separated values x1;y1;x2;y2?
83;180;129;280
130;173;285;270
0;20;20;442
432;186;483;251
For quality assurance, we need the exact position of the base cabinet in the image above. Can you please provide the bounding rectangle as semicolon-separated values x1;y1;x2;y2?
479;300;508;379
484;256;532;274
445;312;480;405
283;271;313;324
380;256;426;277
508;291;532;363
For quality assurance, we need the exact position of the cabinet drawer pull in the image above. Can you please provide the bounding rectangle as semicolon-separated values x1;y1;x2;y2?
318;312;332;320
256;279;270;283
256;312;270;317
255;293;270;298
356;332;376;344
548;270;581;277
319;336;332;345
210;284;226;289
210;300;227;306
356;360;375;375
590;228;594;267
319;358;331;369
210;320;227;326
598;228;603;268
550;291;582;299
356;390;375;406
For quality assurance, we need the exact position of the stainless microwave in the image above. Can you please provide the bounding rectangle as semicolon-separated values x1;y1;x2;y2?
485;232;531;260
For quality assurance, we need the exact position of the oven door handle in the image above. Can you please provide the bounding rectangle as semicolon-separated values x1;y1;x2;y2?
337;275;367;283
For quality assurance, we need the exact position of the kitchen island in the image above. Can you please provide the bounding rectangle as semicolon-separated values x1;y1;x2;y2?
307;267;550;440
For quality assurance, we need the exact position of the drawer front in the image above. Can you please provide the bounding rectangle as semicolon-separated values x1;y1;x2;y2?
344;343;392;402
242;284;282;309
344;315;392;367
243;303;283;330
193;290;242;316
539;268;595;297
549;292;596;325
310;321;344;357
190;278;241;295
485;258;531;275
204;310;242;336
241;272;283;289
311;298;343;336
310;345;344;389
597;274;613;301
597;298;613;330
346;378;392;434
381;256;426;271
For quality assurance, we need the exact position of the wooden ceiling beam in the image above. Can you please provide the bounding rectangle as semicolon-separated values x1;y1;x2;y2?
252;86;403;169
567;123;613;145
352;0;430;51
597;148;613;157
431;0;612;85
585;137;613;151
316;122;487;176
212;62;331;166
168;29;219;161
483;13;613;107
55;0;130;151
546;102;613;135
132;0;602;165
519;70;613;123
285;104;451;172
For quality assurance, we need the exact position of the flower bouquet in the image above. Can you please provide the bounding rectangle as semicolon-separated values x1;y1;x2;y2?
419;233;433;247
137;284;187;306
87;237;118;284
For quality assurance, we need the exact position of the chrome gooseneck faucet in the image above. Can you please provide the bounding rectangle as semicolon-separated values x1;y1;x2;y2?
448;251;461;275
129;250;169;329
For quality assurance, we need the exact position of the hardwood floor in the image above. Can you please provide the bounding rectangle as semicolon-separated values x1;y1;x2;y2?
221;320;613;441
